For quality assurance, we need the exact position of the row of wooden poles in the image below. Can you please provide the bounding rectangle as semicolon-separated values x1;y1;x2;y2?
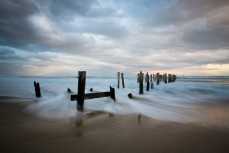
34;71;176;111
137;71;176;94
116;71;176;94
34;72;176;98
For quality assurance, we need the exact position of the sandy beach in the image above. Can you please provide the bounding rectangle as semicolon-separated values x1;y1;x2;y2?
0;96;228;153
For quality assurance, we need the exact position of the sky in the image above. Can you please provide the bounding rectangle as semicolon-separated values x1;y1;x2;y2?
0;0;229;76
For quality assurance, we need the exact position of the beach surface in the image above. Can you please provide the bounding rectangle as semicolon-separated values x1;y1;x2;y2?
0;96;229;153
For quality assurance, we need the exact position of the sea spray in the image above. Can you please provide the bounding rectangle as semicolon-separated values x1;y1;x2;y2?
0;76;229;123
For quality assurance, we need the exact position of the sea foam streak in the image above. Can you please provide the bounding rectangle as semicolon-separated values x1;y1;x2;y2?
0;76;229;123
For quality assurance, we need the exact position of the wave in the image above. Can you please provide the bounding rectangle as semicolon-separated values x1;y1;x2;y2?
0;76;229;125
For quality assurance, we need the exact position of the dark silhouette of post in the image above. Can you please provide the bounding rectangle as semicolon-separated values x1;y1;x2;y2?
67;88;72;93
173;75;176;82
121;73;125;88
139;71;144;94
145;72;149;91
151;82;154;89
117;72;120;88
110;86;115;101
150;74;153;88
34;81;41;97
159;74;162;82
168;74;172;83
128;93;133;99
71;71;116;111
77;71;86;111
164;73;167;83
156;73;160;85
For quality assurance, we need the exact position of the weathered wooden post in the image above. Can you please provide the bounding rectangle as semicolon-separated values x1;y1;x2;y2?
67;88;72;93
117;72;120;88
145;72;149;91
139;71;144;94
77;71;86;111
128;93;133;99
34;81;41;97
153;74;156;82
156;73;160;85
151;82;154;89
71;72;116;111
173;75;176;82
121;73;125;88
150;74;153;89
168;74;172;83
159;74;162;82
110;86;116;101
164;73;167;83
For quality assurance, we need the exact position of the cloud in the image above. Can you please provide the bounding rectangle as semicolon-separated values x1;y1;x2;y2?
0;0;229;76
0;0;40;48
183;6;229;49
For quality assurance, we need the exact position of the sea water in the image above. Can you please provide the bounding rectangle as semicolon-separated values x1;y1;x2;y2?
0;76;229;123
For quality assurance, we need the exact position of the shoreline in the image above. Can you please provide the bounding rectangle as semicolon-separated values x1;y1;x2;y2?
0;96;229;153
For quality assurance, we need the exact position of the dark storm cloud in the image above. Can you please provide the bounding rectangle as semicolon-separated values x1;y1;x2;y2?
0;0;127;52
183;10;229;49
121;0;228;26
0;0;40;48
0;46;28;61
142;0;229;49
0;0;229;76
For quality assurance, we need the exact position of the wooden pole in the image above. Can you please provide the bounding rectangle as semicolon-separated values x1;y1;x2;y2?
159;74;162;82
146;72;149;91
37;83;41;97
110;86;116;101
77;71;86;111
139;71;143;94
168;74;172;83
121;73;125;88
128;93;133;99
173;75;176;82
34;81;41;97
151;82;154;89
150;73;153;89
156;73;160;85
117;72;120;88
67;88;72;93
164;73;167;84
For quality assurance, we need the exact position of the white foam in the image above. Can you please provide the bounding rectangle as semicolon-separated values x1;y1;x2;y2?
0;76;229;122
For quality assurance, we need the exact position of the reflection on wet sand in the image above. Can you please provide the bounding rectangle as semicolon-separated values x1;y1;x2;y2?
1;97;229;153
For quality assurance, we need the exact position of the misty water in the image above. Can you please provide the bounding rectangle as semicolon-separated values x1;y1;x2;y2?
0;76;229;126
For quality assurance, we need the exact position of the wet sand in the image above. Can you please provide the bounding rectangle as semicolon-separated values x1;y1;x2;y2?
0;97;229;153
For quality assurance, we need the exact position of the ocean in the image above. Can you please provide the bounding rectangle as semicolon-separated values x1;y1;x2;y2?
0;75;229;124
